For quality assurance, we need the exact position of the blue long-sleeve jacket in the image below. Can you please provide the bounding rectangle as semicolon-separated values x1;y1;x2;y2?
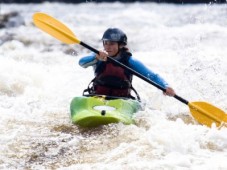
79;53;169;89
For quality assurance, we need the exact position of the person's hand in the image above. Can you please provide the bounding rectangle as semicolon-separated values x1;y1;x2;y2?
164;87;175;97
96;50;108;61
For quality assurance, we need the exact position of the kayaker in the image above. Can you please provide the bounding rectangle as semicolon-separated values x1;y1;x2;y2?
79;28;175;100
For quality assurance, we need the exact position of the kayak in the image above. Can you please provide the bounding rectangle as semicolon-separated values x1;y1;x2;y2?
70;95;141;127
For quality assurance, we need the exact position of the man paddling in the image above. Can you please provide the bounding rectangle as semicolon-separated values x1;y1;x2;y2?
79;28;175;100
33;13;227;127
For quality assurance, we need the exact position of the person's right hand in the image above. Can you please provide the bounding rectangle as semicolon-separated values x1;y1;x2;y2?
96;50;108;61
164;87;175;97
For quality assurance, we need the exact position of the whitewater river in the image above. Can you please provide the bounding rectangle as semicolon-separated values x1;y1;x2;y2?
0;2;227;169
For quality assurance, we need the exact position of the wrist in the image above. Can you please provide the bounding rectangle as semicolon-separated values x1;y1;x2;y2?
95;55;99;60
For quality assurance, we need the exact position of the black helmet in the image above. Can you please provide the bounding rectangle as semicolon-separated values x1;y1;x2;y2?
102;28;127;45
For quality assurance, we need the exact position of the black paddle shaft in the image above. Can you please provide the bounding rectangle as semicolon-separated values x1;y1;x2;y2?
80;41;189;105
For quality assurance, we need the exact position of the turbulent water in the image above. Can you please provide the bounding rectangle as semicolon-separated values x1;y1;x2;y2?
0;2;227;169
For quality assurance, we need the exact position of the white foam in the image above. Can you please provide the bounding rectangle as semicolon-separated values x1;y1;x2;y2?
0;2;226;169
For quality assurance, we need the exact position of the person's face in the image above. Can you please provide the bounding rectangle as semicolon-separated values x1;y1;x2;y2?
103;41;119;57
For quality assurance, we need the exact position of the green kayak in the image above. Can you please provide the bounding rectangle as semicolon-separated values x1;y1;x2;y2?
70;95;141;127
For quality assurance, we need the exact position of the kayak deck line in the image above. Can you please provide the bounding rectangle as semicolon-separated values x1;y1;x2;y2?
70;95;141;127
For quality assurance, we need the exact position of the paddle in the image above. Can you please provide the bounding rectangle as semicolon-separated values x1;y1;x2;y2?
33;12;227;128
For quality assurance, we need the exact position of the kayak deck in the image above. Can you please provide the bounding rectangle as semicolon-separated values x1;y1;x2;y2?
70;96;141;127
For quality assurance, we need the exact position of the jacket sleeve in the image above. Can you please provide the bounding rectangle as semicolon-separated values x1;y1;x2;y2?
128;56;169;89
79;53;98;68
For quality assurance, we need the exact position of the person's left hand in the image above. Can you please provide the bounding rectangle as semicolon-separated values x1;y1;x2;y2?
164;87;175;97
96;50;108;61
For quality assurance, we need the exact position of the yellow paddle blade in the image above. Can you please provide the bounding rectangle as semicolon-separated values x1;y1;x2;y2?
33;12;80;44
189;101;227;127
